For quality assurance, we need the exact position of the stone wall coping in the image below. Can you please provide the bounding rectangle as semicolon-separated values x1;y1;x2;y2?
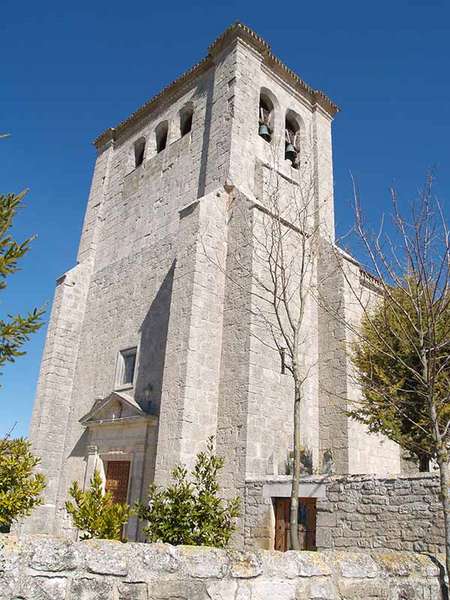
326;472;439;483
247;472;439;485
246;475;329;484
1;535;445;599
262;481;327;499
0;534;442;577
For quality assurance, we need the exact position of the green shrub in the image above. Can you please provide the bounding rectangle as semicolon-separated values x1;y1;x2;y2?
65;469;132;540
137;437;240;547
0;437;45;530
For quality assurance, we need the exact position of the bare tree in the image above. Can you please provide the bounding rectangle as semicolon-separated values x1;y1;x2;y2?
204;136;323;550
321;175;450;575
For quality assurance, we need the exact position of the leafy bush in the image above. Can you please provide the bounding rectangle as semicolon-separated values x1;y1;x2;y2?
65;469;132;540
0;437;46;530
137;437;240;547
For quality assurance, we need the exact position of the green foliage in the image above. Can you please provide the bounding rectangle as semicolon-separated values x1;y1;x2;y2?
0;191;44;373
0;437;46;528
137;437;240;547
351;283;450;464
65;469;132;541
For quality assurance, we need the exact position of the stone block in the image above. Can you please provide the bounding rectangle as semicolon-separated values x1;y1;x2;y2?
118;582;148;600
147;580;208;599
228;550;263;578
29;537;80;572
85;540;129;576
127;543;180;581
335;552;378;578
251;580;297;600
32;576;69;600
317;512;337;527
337;580;388;599
206;580;238;600
178;546;228;578
69;577;115;600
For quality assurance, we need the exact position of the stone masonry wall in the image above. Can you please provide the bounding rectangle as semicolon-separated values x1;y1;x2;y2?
243;474;444;557
0;535;445;600
316;473;444;555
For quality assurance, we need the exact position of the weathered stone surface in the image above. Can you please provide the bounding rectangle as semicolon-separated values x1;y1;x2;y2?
335;551;378;578
69;577;114;600
29;536;79;572
118;581;148;600
127;543;180;582
308;577;339;600
85;539;128;575
147;580;207;599
228;550;263;578
32;576;69;600
0;535;446;600
206;580;238;600
178;546;227;579
314;473;445;556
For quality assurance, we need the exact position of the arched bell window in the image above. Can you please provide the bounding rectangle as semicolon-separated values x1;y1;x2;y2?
155;121;168;153
179;103;194;137
258;93;274;143
134;137;146;167
285;113;300;168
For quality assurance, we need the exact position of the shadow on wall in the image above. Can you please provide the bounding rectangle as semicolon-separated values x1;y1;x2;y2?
70;429;91;459
197;68;215;199
135;261;175;415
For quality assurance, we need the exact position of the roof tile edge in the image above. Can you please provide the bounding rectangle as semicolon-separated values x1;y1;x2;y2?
93;22;339;150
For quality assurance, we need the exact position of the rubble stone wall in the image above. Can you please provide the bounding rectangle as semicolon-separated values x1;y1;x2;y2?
316;473;444;555
0;535;445;600
243;474;444;557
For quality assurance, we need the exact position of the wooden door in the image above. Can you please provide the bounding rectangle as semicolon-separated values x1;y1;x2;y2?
274;497;316;551
274;498;290;551
299;497;317;550
105;461;130;504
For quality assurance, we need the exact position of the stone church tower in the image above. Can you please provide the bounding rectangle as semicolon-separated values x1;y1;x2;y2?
26;23;401;547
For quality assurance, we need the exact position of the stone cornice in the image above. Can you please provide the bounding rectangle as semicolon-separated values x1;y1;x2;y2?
83;414;158;427
93;22;339;151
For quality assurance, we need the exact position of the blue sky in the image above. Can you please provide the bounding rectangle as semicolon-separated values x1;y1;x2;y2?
1;0;449;436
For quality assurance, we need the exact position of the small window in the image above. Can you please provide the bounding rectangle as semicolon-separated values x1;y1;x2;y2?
155;121;168;153
134;137;146;167
116;348;137;387
258;93;274;143
180;105;193;137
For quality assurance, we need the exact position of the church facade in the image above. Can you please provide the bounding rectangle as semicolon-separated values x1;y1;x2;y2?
26;23;401;548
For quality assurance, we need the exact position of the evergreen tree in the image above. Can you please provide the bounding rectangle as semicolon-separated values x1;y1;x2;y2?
0;191;43;374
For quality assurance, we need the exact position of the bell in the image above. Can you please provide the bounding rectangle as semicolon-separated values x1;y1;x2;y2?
285;143;297;163
258;123;271;142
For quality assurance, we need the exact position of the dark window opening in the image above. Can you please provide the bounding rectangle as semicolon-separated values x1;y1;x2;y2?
134;138;145;167
285;114;300;168
259;94;274;143
156;121;168;153
117;347;137;387
180;106;193;136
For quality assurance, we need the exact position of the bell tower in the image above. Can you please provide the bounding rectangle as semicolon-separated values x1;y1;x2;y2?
26;24;399;547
